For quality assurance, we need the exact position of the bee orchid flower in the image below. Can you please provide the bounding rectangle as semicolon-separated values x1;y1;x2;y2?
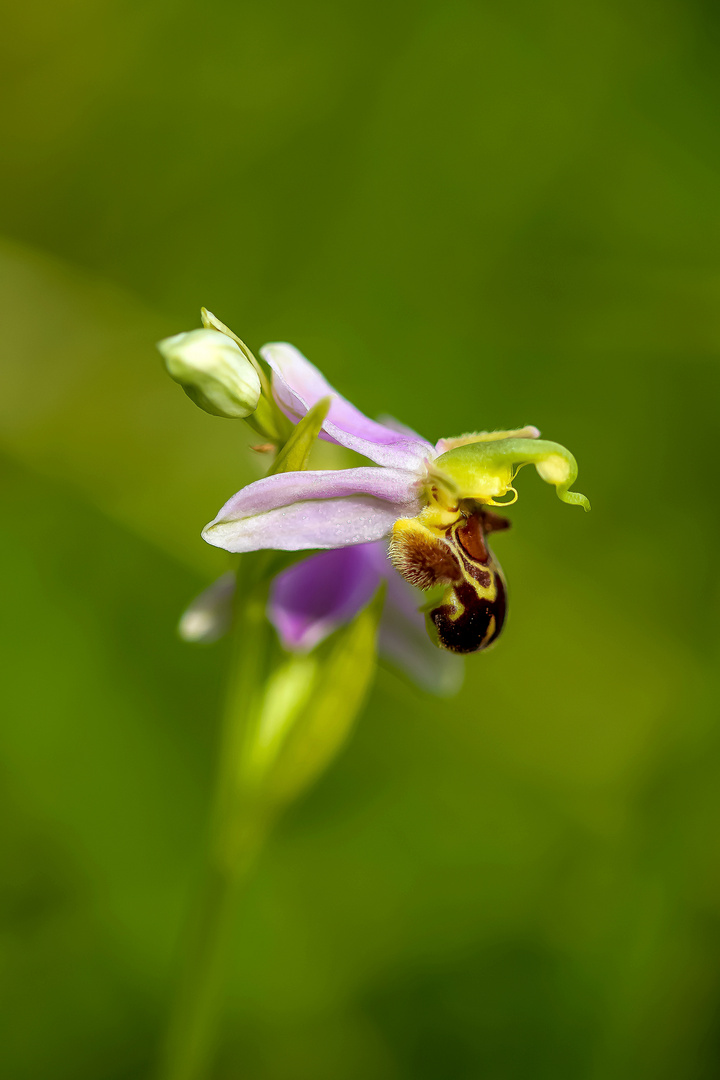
202;343;589;656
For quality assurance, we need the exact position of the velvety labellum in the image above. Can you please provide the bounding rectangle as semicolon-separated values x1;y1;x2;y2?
427;511;508;654
390;508;509;654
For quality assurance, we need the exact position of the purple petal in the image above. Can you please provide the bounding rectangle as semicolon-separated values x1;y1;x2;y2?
269;544;384;652
260;343;435;471
203;467;422;553
379;560;464;696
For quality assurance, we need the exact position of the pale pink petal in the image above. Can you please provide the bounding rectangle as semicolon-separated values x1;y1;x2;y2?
202;467;422;553
268;545;383;652
260;342;434;471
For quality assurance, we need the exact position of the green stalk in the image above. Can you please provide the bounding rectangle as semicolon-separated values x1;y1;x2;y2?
157;397;346;1079
157;555;273;1080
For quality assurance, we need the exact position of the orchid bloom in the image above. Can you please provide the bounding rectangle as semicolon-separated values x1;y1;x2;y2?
200;343;589;662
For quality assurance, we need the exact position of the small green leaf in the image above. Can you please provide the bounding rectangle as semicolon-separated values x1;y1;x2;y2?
267;397;331;476
247;587;384;811
241;653;318;786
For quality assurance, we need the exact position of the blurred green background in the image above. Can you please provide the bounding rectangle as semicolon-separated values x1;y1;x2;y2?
2;0;719;1077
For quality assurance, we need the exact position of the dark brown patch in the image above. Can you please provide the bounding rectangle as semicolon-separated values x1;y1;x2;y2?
430;575;507;654
461;561;492;589
456;514;489;562
480;509;511;535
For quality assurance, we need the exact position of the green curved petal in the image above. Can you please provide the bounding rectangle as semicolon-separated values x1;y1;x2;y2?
433;437;590;511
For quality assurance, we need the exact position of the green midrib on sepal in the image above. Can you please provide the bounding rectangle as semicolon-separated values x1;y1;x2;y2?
267;396;331;475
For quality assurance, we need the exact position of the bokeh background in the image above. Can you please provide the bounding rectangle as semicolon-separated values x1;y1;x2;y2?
2;1;720;1077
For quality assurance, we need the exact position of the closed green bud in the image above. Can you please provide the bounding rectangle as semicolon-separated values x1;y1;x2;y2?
158;328;262;419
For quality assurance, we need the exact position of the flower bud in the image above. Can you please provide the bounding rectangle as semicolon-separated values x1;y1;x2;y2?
158;328;262;419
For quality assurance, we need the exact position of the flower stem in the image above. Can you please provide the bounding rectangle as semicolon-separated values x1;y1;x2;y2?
157;555;273;1080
